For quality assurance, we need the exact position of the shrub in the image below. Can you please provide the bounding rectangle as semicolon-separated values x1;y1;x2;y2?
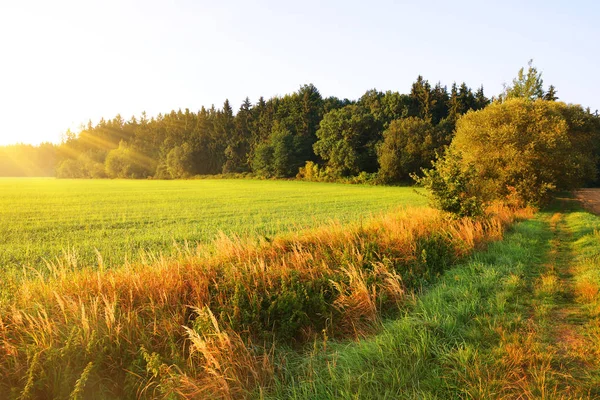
251;142;275;177
418;99;600;214
105;141;156;178
56;159;87;178
166;143;195;178
415;149;484;217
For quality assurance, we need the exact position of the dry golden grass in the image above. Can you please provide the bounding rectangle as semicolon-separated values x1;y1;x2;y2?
575;279;600;303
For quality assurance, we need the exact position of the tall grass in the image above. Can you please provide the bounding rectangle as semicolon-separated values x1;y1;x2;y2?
267;209;545;399
0;204;531;399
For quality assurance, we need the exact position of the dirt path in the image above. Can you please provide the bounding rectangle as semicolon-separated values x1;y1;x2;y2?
575;188;600;215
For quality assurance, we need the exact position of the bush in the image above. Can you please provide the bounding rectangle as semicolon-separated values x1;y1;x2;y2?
296;161;334;182
251;124;297;178
56;154;107;179
105;142;155;178
251;142;275;177
418;99;600;214
56;159;87;178
415;149;484;217
166;143;195;178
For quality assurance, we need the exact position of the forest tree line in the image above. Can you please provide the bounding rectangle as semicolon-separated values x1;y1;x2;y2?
0;77;492;183
2;70;598;188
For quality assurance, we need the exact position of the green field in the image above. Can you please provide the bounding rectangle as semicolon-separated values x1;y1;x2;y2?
0;178;426;271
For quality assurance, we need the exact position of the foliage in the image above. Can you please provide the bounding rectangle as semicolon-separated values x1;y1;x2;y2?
501;59;562;103
415;149;484;217
165;143;195;178
250;122;297;178
377;117;442;183
313;105;380;177
544;84;559;101
296;161;328;182
270;124;296;178
503;59;545;101
251;141;275;177
453;99;599;205
56;158;87;178
0;78;494;181
0;144;56;177
56;152;107;179
420;99;600;215
105;141;155;178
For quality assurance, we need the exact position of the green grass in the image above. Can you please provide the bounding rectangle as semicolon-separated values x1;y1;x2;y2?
267;199;600;399
267;214;546;399
0;178;426;271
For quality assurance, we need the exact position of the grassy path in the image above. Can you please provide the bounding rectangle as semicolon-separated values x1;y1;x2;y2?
267;201;600;399
513;203;600;398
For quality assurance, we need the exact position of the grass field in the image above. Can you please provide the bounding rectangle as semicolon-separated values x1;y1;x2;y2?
0;178;426;271
5;177;566;398
0;193;525;398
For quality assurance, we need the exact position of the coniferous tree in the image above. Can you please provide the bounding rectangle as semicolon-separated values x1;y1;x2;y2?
409;76;433;120
457;83;476;114
224;98;253;173
430;83;449;124
447;83;460;122
544;85;559;101
1;78;498;180
474;85;490;110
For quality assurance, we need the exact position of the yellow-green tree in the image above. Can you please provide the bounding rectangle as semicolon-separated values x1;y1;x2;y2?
419;99;600;213
503;59;545;101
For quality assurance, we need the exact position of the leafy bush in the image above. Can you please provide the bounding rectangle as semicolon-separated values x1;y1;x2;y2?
166;143;195;178
418;99;600;215
56;159;87;178
415;149;484;217
56;153;107;179
105;141;156;178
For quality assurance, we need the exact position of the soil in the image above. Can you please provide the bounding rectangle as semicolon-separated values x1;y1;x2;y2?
575;189;600;215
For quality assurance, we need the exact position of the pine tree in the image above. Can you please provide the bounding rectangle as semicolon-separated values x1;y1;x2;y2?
457;83;476;114
409;76;433;120
544;85;558;101
474;85;489;110
447;82;460;122
430;82;449;124
224;97;253;173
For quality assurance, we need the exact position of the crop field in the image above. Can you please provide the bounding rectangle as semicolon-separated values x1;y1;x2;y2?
0;178;426;272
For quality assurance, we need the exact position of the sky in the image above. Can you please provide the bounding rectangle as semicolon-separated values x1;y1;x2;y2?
0;0;598;145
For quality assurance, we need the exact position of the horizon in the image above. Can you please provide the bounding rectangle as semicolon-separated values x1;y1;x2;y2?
1;0;599;146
